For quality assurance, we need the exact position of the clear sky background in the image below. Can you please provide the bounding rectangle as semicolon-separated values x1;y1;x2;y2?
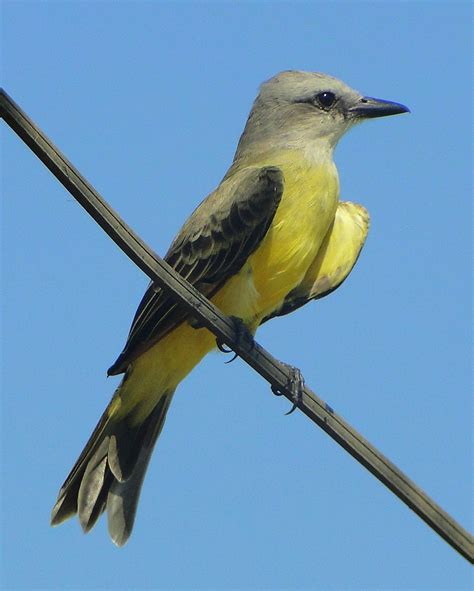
1;1;472;589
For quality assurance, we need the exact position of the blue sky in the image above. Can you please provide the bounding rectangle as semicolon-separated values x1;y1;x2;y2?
1;1;472;589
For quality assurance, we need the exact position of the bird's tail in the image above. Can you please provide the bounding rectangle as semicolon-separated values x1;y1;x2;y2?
50;388;174;546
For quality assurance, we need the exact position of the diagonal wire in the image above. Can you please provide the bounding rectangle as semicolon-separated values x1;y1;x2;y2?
1;88;472;563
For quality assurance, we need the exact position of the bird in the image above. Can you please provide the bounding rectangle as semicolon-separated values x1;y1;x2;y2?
50;70;409;546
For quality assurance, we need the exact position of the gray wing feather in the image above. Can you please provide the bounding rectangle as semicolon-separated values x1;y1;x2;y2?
108;166;284;375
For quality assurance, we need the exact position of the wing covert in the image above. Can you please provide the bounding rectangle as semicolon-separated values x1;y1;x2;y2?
108;166;284;375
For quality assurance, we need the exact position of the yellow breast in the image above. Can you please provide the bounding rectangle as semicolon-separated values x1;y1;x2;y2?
212;152;339;327
249;154;339;320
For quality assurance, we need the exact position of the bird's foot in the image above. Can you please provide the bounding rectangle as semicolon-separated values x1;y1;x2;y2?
216;316;255;363
271;363;305;415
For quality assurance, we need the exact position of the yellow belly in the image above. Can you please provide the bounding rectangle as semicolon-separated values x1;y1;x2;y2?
114;155;339;424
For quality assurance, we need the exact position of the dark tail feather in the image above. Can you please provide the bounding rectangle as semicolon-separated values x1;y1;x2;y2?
51;391;173;546
106;395;172;546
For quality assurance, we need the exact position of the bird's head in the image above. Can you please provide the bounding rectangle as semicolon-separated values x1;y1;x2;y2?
235;70;409;163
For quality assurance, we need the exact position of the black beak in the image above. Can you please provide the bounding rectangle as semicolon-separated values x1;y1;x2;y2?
349;96;410;119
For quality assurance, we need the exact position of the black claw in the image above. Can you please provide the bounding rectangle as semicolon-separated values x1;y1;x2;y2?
271;363;305;415
216;316;255;363
217;340;233;354
271;384;283;396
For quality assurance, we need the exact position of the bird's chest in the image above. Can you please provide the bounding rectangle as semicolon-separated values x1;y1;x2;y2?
249;163;339;317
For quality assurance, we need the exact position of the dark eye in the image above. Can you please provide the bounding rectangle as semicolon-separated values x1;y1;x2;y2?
316;91;336;109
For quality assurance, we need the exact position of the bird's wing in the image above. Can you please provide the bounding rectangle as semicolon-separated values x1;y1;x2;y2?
108;166;284;375
262;201;369;322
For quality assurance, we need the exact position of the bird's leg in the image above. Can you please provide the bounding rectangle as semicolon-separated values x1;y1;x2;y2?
271;363;305;415
216;316;255;363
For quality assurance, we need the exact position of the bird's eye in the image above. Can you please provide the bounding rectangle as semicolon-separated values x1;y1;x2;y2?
316;91;336;109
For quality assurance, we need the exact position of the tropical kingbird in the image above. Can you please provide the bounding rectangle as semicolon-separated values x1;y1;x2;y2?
51;71;409;545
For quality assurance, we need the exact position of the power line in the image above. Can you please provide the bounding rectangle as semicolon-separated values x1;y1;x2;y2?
1;88;472;563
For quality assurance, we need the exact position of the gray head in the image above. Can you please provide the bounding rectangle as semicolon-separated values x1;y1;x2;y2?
235;70;409;162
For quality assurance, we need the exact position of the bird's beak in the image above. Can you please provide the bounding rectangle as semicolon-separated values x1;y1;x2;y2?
349;96;410;119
